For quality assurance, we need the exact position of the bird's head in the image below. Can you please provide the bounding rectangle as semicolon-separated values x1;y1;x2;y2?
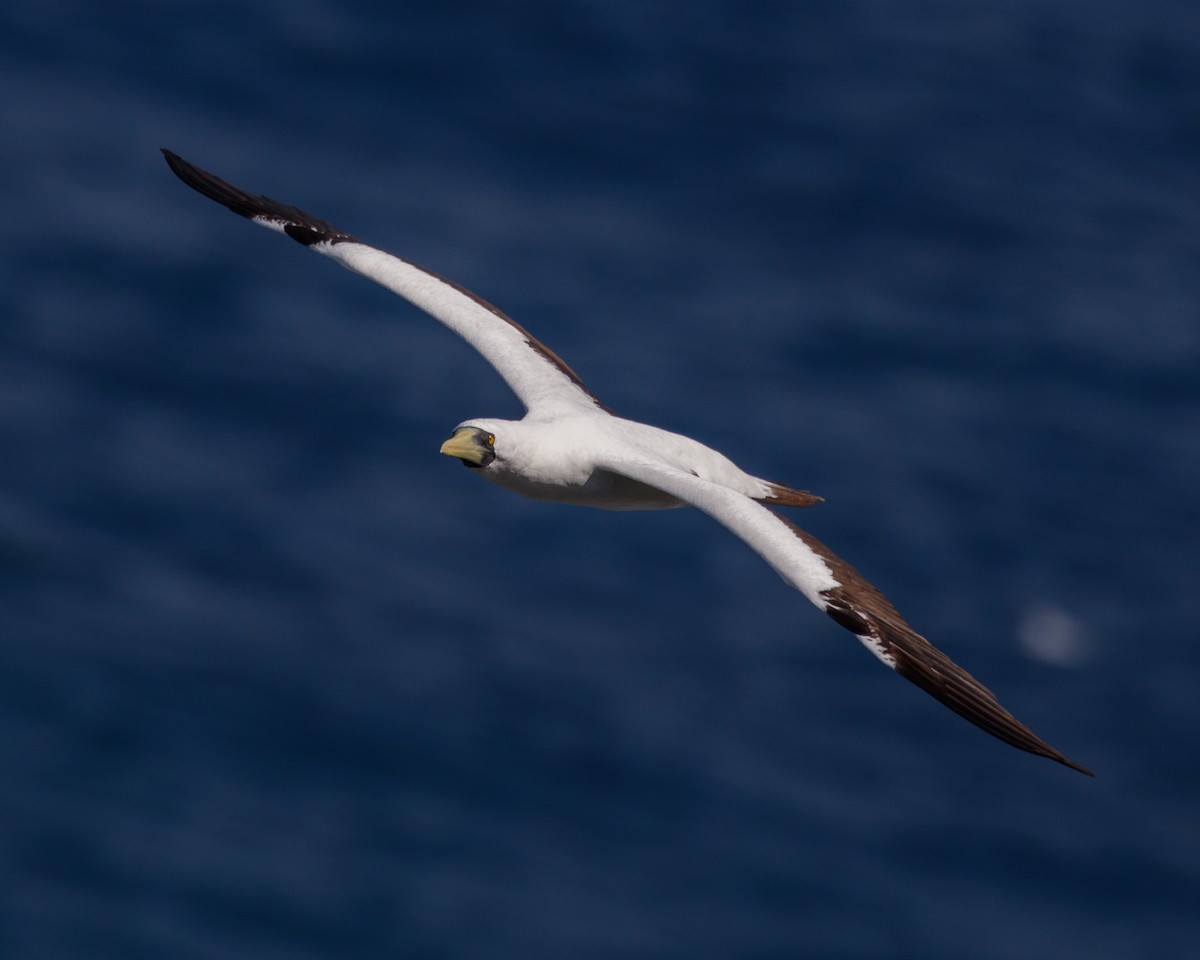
439;424;498;469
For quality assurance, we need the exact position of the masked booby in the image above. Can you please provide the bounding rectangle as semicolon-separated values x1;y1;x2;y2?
162;149;1092;776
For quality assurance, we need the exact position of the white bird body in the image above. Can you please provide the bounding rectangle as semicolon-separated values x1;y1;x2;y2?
461;414;782;511
162;149;1091;776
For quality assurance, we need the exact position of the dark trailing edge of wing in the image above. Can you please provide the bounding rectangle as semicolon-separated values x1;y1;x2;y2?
772;512;1094;776
411;261;615;414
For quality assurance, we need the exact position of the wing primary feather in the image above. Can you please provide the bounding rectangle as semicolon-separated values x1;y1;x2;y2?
161;149;354;245
772;513;1094;776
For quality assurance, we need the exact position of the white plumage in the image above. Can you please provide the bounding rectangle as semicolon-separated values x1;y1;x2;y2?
163;149;1091;776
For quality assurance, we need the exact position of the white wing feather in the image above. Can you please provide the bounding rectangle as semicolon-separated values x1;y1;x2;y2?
162;149;603;417
599;457;840;606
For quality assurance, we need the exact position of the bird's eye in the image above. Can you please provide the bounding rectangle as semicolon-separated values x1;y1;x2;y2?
486;434;495;446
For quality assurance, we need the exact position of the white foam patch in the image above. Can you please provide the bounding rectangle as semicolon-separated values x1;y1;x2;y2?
1017;601;1090;667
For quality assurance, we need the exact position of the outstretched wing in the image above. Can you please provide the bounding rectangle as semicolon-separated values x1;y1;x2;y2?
162;149;607;417
601;457;1093;776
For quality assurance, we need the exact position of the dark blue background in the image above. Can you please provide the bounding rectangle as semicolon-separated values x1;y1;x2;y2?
2;2;1198;957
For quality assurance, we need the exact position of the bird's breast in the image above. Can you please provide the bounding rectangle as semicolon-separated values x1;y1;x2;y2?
484;464;684;511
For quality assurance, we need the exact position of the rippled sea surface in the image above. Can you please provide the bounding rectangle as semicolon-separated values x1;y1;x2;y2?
2;2;1198;957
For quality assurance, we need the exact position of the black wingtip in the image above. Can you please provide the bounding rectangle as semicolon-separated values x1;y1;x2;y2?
161;147;266;221
1057;754;1095;778
775;515;1097;778
160;148;356;245
161;148;197;193
891;651;1096;777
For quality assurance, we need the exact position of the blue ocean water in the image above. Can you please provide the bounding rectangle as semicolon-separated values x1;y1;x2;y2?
2;1;1198;956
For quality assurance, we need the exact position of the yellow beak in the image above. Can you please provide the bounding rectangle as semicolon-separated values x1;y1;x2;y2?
439;427;488;465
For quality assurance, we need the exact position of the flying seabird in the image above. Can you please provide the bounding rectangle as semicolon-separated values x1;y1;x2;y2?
162;149;1092;776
